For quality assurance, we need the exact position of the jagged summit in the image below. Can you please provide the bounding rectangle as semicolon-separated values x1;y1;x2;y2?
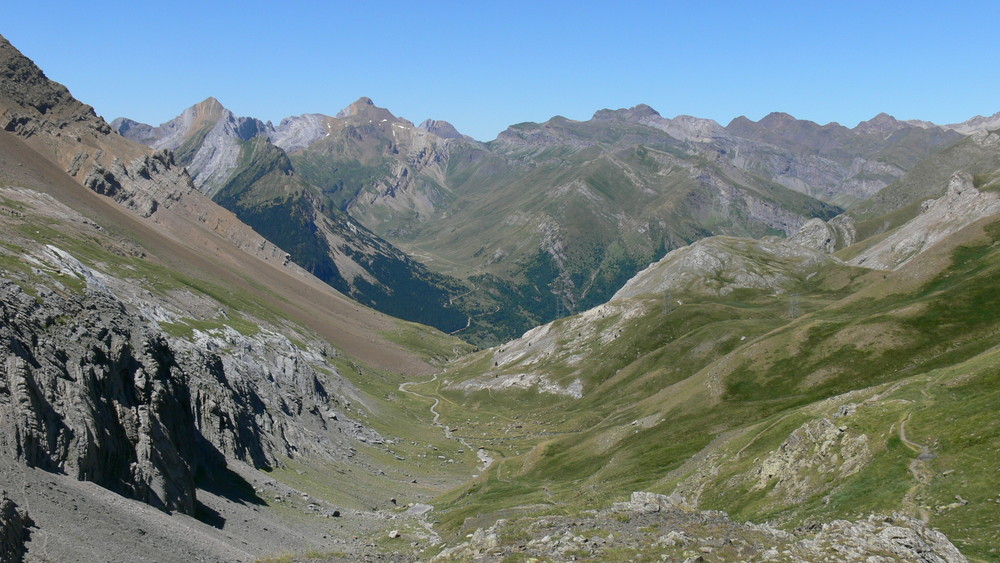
335;95;375;118
418;118;471;140
113;97;270;193
335;96;403;123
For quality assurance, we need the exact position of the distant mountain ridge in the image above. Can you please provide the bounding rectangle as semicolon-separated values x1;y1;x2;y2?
114;98;479;338
114;98;977;341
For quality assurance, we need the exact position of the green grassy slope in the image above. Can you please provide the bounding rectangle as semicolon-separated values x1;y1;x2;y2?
417;221;1000;559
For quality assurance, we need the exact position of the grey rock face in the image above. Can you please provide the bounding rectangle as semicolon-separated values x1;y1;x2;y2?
1;239;379;517
747;417;871;502
790;213;857;253
83;150;186;217
945;111;1000;135
802;514;967;563
112;98;272;196
175;326;382;467
0;280;199;514
269;113;331;152
0;491;33;563
850;172;1000;270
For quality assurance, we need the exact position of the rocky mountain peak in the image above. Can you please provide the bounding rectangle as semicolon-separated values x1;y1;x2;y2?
336;96;375;117
592;103;662;123
334;96;411;127
418;118;471;140
854;112;907;136
174;96;232;132
758;111;798;126
191;96;226;118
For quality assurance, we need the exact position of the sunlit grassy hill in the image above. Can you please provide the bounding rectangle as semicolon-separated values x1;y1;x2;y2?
420;215;1000;560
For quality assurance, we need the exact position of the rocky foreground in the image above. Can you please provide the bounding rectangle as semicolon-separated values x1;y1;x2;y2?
432;492;965;562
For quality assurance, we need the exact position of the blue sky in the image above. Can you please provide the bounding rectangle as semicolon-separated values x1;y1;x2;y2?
4;1;1000;141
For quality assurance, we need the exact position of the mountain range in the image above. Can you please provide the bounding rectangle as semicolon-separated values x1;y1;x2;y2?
112;93;977;345
3;31;1000;561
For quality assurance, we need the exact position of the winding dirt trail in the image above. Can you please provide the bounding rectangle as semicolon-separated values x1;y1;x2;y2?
898;413;929;456
399;375;443;424
896;401;935;523
398;375;495;471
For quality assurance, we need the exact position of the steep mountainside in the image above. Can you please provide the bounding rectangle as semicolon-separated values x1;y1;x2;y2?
113;99;477;337
427;183;1000;559
0;33;479;560
118;99;964;345
396;108;842;318
262;101;957;329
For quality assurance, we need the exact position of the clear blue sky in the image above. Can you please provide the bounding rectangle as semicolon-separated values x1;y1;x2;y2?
5;1;1000;141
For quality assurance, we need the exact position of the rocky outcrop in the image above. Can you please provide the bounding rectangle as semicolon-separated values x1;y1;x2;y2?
448;372;583;399
0;280;199;514
850;172;1000;270
0;239;381;515
432;492;965;562
748;416;872;502
800;514;967;563
0;491;32;563
82;149;185;217
790;213;857;253
0;35;111;140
